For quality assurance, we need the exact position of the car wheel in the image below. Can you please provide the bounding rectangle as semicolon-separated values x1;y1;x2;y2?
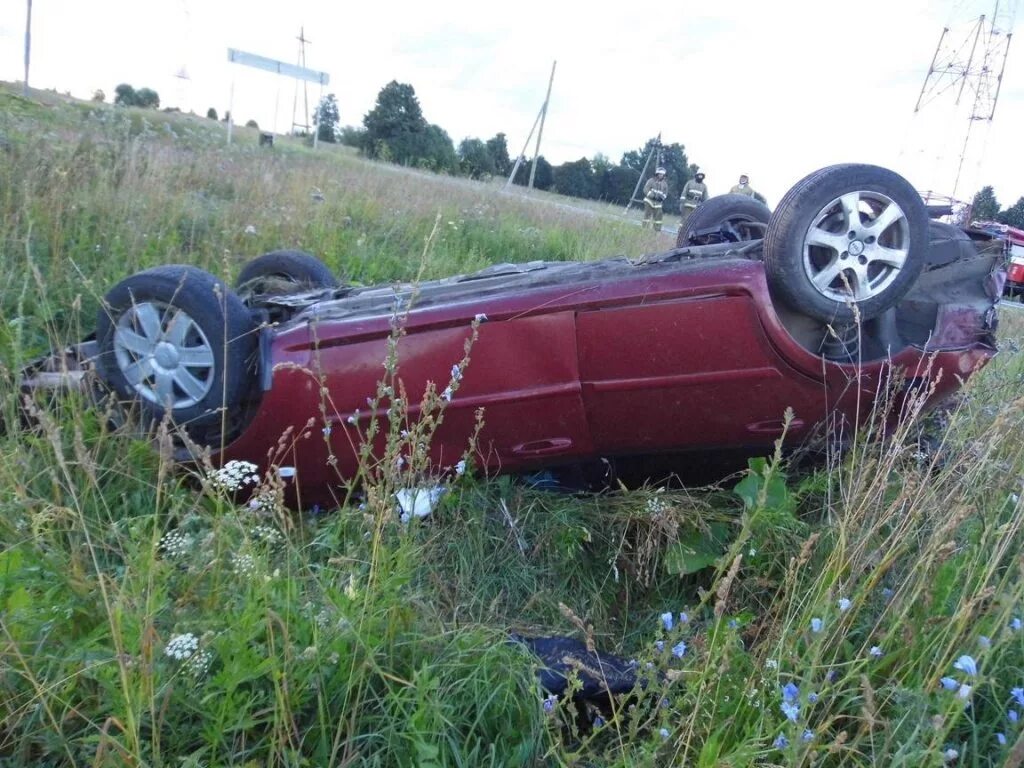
675;194;771;247
95;265;258;438
236;250;339;294
763;164;928;323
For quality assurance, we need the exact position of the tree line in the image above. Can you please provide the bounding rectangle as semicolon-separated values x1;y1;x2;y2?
970;186;1024;229
315;81;701;213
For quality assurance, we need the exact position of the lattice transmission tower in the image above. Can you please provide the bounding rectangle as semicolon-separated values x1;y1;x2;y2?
913;0;1016;199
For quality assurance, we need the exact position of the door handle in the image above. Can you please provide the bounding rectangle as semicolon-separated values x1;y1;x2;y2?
745;419;805;435
511;438;573;456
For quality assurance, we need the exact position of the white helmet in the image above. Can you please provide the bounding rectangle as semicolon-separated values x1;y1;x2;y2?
655;167;666;175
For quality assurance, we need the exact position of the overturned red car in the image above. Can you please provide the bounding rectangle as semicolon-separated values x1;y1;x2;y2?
22;165;1005;507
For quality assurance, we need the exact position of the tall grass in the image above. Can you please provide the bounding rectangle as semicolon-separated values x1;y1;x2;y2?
3;83;1024;766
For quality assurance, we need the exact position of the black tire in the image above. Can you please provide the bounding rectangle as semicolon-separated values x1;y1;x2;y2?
764;164;928;323
235;250;339;293
95;265;257;438
675;194;771;247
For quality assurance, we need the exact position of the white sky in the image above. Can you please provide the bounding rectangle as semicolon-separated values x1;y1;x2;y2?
1;0;1022;206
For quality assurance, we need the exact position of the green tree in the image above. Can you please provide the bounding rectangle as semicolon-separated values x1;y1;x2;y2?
92;89;105;102
313;93;341;143
998;197;1024;229
113;83;136;106
134;87;160;109
206;107;218;120
485;133;512;176
511;156;553;190
553;157;597;199
420;124;458;172
245;119;259;130
339;125;366;148
458;138;496;179
971;185;1001;221
362;81;429;164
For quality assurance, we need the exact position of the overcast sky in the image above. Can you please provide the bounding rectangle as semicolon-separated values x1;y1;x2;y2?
1;0;1022;206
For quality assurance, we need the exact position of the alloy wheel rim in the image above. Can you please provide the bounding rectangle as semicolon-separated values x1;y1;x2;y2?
113;301;215;409
801;190;911;303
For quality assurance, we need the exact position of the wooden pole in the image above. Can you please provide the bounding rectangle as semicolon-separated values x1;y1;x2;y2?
528;60;557;190
226;78;235;145
23;0;32;98
624;133;660;214
505;106;543;189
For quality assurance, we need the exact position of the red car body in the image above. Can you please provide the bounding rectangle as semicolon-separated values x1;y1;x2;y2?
220;247;1000;507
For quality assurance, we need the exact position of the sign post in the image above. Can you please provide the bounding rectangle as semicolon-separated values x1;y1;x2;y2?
226;48;329;144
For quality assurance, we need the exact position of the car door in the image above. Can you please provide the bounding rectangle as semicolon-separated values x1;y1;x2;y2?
576;294;826;455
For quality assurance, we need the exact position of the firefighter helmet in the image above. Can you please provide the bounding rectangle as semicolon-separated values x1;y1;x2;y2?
655;167;666;176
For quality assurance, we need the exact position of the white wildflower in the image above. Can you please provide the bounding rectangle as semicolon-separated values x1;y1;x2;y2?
232;553;257;576
455;459;467;476
208;460;260;492
159;530;193;559
244;224;257;235
165;633;199;661
183;648;213;678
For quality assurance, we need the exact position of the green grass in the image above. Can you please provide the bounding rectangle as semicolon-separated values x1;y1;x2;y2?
4;81;1024;766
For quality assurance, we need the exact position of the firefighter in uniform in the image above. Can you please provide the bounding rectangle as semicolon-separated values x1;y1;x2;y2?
642;167;669;231
679;171;708;227
730;174;756;197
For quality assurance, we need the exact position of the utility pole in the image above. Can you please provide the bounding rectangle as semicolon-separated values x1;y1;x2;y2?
23;0;32;98
291;27;312;136
624;133;662;214
528;60;557;190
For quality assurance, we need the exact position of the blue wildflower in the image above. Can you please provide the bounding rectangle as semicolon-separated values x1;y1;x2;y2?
980;636;992;649
655;640;665;653
808;692;819;703
802;729;814;742
826;669;839;683
773;734;789;749
671;641;687;659
1012;618;1022;631
782;682;800;702
953;655;978;676
882;587;894;600
542;694;557;713
781;702;800;722
660;697;671;709
659;727;670;740
593;716;605;728
998;732;1007;745
1012;688;1024;707
1010;709;1020;723
660;612;674;632
940;677;959;691
679;612;689;624
838;598;852;612
869;646;883;658
811;617;824;633
958;683;973;700
728;618;739;629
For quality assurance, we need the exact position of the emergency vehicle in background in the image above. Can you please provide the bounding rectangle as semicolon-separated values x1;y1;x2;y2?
971;220;1024;298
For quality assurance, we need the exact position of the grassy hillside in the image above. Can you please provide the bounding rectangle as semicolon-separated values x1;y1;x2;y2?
3;82;1024;767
